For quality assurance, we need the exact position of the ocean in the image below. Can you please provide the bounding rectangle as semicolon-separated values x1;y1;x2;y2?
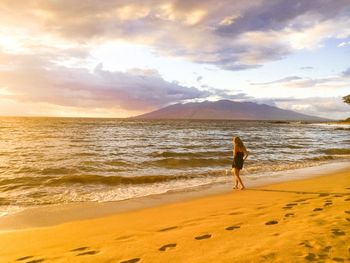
0;117;349;216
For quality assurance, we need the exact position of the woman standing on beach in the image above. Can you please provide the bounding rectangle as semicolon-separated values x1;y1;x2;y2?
231;137;248;190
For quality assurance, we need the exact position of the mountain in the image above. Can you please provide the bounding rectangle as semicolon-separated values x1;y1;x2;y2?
133;100;328;121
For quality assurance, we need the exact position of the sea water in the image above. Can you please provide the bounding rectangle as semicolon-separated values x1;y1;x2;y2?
0;117;349;215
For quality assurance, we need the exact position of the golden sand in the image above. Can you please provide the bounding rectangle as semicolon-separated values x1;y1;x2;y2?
0;168;349;262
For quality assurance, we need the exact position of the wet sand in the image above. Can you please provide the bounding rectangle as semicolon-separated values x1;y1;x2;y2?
0;166;349;262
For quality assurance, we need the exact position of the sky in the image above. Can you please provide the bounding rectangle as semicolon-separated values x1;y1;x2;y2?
0;0;349;119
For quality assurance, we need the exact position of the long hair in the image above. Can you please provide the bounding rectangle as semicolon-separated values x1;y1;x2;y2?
234;136;245;151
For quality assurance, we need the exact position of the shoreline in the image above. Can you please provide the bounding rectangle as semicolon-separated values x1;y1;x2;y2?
0;162;349;262
0;160;349;231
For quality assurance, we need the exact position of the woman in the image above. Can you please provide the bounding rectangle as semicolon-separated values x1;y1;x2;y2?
231;137;248;189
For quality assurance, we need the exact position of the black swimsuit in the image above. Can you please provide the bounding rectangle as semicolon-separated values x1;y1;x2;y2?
232;151;244;170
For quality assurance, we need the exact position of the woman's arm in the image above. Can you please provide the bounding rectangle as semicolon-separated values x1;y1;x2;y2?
243;147;249;161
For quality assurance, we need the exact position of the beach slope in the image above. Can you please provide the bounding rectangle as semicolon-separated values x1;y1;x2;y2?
0;169;349;262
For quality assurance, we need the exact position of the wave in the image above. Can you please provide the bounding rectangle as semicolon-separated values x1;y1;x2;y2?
1;157;348;194
150;150;231;158
14;167;41;174
305;155;336;161
41;167;78;175
270;144;304;149
334;127;350;131
0;174;197;188
46;174;187;186
74;152;97;157
242;156;345;174
143;157;230;168
104;160;131;166
320;148;350;155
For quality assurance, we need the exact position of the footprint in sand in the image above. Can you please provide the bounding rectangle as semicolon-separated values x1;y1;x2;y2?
319;193;329;197
345;210;350;214
299;240;313;248
16;256;34;261
344;198;350;201
284;213;294;218
115;235;133;241
346;218;350;222
332;257;345;262
313;208;323;212
321;245;332;252
229;212;243;215
70;247;89;252
225;225;240;231
120;258;141;263
265;220;278;225
304;252;316;261
294;198;307;202
16;257;45;263
70;246;98;256
195;234;212;240
283;203;298;210
317;253;328;260
26;260;45;263
76;251;99;256
159;243;177;251
331;229;346;236
158;226;178;232
324;201;333;206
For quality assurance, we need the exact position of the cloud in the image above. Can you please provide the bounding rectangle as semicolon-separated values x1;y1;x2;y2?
338;41;350;47
272;97;350;120
251;72;349;90
0;53;210;112
212;90;253;101
343;67;350;77
1;0;349;71
0;1;350;118
216;1;350;36
300;66;313;70
251;76;303;85
196;76;203;82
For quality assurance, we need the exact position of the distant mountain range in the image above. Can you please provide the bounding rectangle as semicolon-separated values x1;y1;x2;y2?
133;100;329;121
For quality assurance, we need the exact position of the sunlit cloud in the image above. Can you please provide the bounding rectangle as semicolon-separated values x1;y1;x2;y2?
251;71;349;88
1;0;349;69
0;52;210;116
272;97;350;120
0;0;349;117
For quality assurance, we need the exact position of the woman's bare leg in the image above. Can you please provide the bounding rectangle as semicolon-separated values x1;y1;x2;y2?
234;168;245;189
231;168;238;188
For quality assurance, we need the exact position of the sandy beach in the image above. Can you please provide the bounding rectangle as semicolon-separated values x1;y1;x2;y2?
0;165;349;262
